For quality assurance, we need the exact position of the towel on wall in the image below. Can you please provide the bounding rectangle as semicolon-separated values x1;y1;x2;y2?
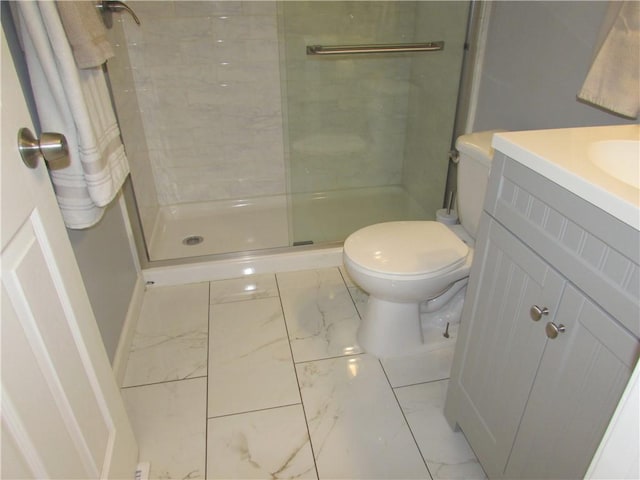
15;1;129;229
578;1;640;119
56;0;114;68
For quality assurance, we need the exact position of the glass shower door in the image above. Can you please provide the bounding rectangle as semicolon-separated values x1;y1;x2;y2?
280;1;470;245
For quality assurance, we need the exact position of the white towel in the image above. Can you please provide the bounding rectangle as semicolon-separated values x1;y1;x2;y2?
16;1;129;229
578;1;640;119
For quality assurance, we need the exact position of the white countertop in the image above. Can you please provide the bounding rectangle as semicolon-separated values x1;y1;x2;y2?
492;125;640;230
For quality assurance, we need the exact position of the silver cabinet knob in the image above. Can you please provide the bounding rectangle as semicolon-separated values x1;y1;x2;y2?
545;322;566;339
18;128;69;170
530;305;549;322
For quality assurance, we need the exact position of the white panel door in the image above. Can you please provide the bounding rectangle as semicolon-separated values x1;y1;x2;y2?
1;30;137;479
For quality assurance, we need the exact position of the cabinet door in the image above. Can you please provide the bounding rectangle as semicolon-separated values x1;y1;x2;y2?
505;284;638;479
447;217;564;477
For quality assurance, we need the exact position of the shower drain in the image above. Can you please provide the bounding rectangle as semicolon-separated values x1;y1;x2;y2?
182;235;204;246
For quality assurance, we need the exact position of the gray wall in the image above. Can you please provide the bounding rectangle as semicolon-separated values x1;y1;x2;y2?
473;1;638;131
67;199;138;363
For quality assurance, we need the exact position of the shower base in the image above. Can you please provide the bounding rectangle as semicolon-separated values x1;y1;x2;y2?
148;195;289;261
147;185;429;262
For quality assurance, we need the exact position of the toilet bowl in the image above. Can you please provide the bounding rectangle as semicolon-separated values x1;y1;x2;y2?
343;130;500;358
344;221;473;357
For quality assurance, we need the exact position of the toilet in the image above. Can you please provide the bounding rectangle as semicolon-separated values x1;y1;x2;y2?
343;131;498;357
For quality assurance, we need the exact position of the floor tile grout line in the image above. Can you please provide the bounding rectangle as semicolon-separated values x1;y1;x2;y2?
275;272;321;480
208;293;280;306
120;374;208;390
204;281;212;480
207;401;305;421
391;375;452;391
338;266;364;320
293;351;365;366
379;357;435;480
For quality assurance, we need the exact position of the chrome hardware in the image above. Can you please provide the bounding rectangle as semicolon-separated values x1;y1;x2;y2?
446;190;455;215
96;1;140;28
306;41;444;56
448;149;460;164
545;322;566;339
530;305;549;322
18;128;69;170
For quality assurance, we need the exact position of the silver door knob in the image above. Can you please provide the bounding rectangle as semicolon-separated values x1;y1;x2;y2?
18;128;69;170
530;305;549;322
545;322;566;339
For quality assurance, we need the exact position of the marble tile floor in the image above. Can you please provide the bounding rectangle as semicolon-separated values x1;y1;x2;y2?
121;267;486;480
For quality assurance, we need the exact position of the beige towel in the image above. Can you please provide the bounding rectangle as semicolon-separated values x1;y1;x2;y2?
578;1;640;119
56;0;114;68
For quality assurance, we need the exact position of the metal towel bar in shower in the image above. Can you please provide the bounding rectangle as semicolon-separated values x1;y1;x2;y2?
306;41;444;56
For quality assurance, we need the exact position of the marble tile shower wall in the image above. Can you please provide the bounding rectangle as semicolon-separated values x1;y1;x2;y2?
107;19;160;236
123;1;286;205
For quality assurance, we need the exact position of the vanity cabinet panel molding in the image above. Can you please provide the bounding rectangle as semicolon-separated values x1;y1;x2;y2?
505;284;636;479
445;152;640;480
486;153;640;337
444;217;565;478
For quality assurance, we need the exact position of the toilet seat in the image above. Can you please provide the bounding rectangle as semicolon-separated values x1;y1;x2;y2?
343;221;469;278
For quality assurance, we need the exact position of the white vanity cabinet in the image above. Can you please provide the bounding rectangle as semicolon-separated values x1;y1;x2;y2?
444;148;640;480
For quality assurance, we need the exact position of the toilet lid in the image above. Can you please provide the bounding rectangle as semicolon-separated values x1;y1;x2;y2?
344;221;469;275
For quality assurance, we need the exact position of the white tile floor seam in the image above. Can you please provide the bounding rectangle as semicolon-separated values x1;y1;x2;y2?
379;356;434;479
204;284;212;480
274;274;322;480
121;267;486;480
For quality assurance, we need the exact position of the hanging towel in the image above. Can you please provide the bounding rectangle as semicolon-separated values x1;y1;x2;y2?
578;1;640;119
15;1;129;229
56;1;114;68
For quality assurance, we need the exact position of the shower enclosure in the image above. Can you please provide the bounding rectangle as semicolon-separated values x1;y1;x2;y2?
106;1;470;262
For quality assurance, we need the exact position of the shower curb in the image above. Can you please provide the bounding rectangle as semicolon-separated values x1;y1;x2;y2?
141;246;343;287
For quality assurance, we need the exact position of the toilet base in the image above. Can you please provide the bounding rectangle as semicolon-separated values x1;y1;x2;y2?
358;298;423;358
357;286;467;358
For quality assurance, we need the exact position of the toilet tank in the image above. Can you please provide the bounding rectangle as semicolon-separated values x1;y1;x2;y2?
456;130;503;238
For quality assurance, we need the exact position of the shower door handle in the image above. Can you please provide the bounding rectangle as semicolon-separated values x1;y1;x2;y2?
96;1;141;28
